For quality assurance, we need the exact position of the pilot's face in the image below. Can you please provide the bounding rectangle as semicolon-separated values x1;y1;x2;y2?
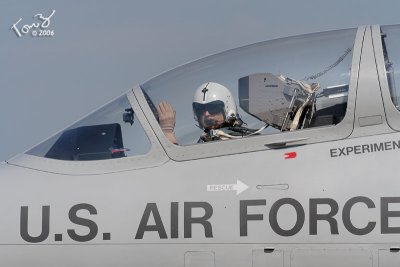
200;110;225;129
193;100;226;129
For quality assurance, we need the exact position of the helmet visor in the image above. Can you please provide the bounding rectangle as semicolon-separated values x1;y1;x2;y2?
193;100;225;118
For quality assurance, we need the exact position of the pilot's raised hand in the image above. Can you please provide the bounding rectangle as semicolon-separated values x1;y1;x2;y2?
157;101;178;144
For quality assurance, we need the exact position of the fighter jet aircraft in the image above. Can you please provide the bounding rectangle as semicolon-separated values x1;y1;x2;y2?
1;24;400;267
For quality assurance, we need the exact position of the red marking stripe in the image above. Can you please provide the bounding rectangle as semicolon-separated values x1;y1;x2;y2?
284;152;297;159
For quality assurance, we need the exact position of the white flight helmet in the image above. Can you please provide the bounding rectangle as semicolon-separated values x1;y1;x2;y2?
192;82;238;128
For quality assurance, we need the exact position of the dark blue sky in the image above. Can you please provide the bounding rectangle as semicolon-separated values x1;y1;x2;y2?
1;0;400;160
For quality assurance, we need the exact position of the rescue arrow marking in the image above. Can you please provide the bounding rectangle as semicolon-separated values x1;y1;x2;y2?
207;179;248;195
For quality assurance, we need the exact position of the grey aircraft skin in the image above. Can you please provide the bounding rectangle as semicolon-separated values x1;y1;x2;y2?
2;25;400;267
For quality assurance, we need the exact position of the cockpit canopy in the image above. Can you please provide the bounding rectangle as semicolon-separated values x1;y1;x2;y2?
142;28;357;145
27;95;151;161
26;27;359;161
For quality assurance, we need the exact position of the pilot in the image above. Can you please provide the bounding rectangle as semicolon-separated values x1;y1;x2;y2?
158;82;262;144
192;82;254;142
